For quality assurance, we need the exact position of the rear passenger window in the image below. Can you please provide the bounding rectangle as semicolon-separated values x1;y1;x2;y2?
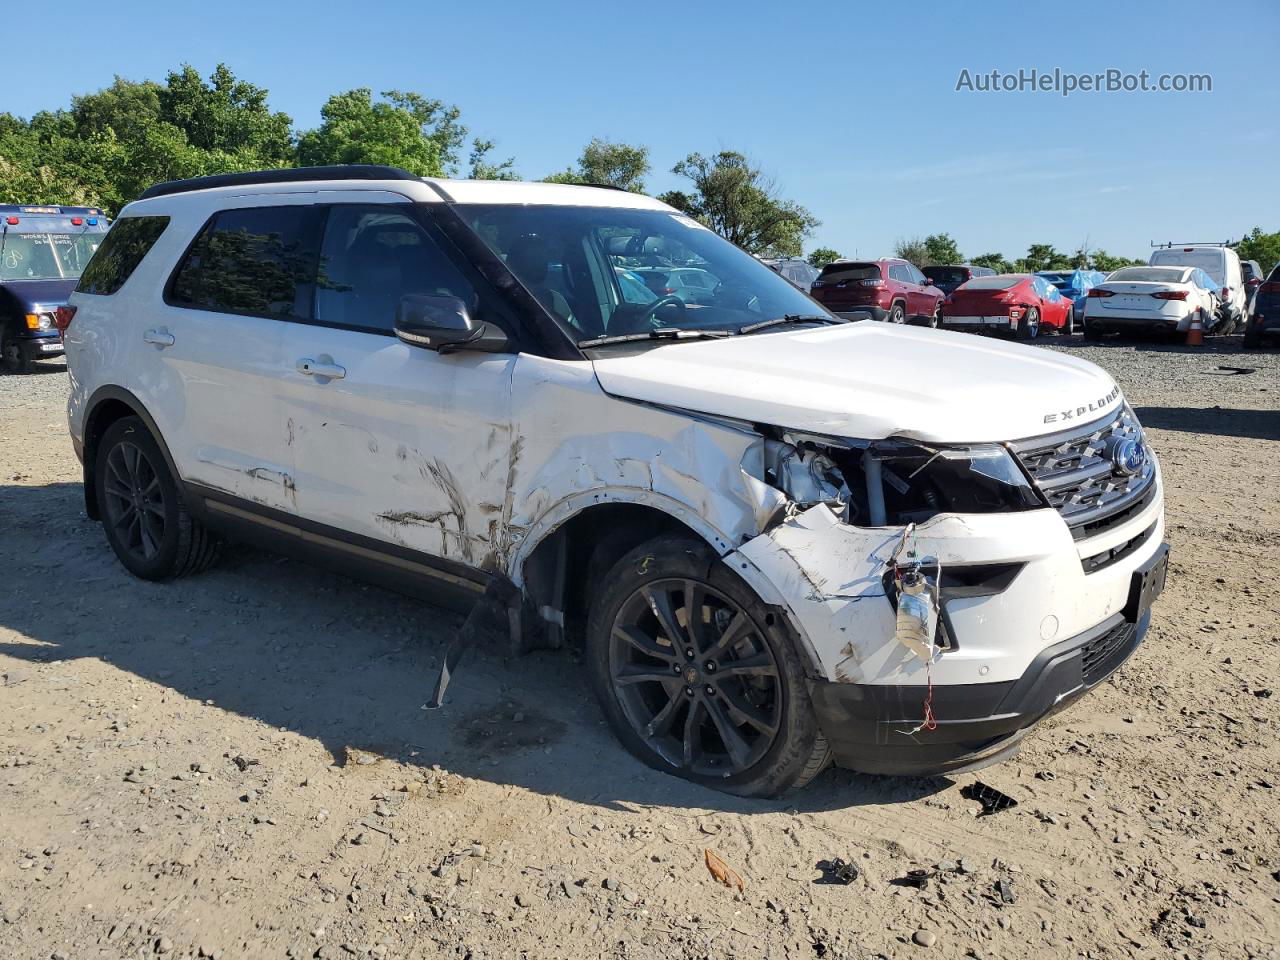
76;216;170;296
315;206;476;333
169;206;318;318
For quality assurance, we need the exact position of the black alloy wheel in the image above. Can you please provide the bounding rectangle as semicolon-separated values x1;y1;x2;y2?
607;578;782;777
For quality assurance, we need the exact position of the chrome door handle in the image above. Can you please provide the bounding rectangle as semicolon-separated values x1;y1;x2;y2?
143;328;175;347
296;357;346;380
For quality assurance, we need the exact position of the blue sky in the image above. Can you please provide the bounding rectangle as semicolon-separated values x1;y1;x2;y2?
6;0;1277;260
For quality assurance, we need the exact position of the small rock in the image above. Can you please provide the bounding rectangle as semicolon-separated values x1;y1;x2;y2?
912;929;937;947
515;893;531;908
157;937;173;954
350;832;367;846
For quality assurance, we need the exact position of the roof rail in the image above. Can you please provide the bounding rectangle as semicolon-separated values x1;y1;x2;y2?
1150;240;1233;249
137;165;421;202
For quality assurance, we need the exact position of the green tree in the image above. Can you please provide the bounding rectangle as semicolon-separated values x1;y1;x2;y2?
893;237;929;267
1088;249;1145;272
297;88;464;176
1015;243;1072;273
158;64;293;162
970;252;1012;273
923;232;963;266
544;138;649;192
467;138;519;180
1235;227;1280;275
807;247;841;268
659;152;817;258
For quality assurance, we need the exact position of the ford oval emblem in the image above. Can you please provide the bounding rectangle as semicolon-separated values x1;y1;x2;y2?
1110;438;1146;476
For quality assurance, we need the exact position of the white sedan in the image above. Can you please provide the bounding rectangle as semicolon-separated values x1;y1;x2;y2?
1083;266;1220;338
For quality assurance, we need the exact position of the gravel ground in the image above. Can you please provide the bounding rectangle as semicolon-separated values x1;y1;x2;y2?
1;334;1278;960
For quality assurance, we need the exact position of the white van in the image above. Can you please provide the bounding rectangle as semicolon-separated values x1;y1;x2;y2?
1148;244;1245;331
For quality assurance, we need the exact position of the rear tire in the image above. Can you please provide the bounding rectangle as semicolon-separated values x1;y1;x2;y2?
888;303;906;324
586;534;829;797
95;417;221;581
1017;307;1041;341
1083;321;1102;341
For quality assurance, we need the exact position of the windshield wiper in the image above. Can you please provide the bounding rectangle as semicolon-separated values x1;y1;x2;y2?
579;327;734;348
737;314;841;335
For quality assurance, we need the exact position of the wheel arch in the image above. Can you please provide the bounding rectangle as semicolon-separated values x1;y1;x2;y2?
81;386;180;521
514;494;735;650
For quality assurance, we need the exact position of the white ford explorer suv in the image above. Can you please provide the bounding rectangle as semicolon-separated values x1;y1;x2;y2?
60;166;1168;797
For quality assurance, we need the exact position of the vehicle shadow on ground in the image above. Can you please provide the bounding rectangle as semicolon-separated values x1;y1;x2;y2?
1134;406;1280;441
1046;333;1255;355
0;480;946;815
0;359;68;375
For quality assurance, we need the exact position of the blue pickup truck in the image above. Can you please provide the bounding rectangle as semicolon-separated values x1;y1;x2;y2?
1;204;110;373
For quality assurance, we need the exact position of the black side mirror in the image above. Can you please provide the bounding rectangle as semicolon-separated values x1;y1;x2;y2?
394;295;508;354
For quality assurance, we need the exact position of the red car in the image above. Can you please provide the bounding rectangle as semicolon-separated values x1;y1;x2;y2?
941;274;1073;340
810;258;945;326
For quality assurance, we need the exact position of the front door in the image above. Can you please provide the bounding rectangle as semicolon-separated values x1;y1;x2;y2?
278;202;519;573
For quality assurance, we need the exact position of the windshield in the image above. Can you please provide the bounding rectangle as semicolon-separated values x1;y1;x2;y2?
0;219;108;281
1150;250;1224;285
455;204;831;343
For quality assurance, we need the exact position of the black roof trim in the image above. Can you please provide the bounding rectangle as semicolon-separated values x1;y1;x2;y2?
137;165;421;202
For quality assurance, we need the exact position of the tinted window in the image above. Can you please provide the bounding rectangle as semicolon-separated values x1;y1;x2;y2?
961;275;1026;290
888;264;908;282
315;207;476;333
924;267;970;286
1109;267;1188;283
458;205;824;341
170;207;318;318
819;262;880;282
75;217;169;295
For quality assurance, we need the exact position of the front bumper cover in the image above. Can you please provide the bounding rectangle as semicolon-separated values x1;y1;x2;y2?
809;543;1166;777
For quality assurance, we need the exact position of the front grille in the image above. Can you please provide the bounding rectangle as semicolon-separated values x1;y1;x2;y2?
1081;619;1136;684
1010;406;1156;541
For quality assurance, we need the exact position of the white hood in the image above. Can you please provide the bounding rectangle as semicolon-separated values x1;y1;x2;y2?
590;323;1122;444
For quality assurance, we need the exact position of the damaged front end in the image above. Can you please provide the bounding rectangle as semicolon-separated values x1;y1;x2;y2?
729;420;1164;777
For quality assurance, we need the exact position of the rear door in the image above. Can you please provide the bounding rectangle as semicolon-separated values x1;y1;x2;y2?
157;200;321;514
277;200;519;572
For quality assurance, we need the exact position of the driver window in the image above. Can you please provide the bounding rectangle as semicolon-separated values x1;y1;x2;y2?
315;206;476;333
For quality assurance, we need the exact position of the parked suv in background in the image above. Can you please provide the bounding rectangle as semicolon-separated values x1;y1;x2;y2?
811;258;945;326
922;263;996;297
761;257;820;291
0;204;109;372
62;166;1168;796
1244;262;1280;349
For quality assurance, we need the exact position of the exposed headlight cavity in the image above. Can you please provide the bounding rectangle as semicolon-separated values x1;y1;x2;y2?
762;431;1045;527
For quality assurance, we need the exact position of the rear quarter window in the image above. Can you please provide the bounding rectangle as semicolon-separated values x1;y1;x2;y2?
75;216;170;296
168;206;320;319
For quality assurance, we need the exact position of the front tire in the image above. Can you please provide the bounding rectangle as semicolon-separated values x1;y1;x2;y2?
586;535;829;797
925;304;942;329
95;417;221;581
1;335;34;374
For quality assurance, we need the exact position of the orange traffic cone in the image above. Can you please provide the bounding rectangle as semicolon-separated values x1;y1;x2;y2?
1185;314;1204;346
